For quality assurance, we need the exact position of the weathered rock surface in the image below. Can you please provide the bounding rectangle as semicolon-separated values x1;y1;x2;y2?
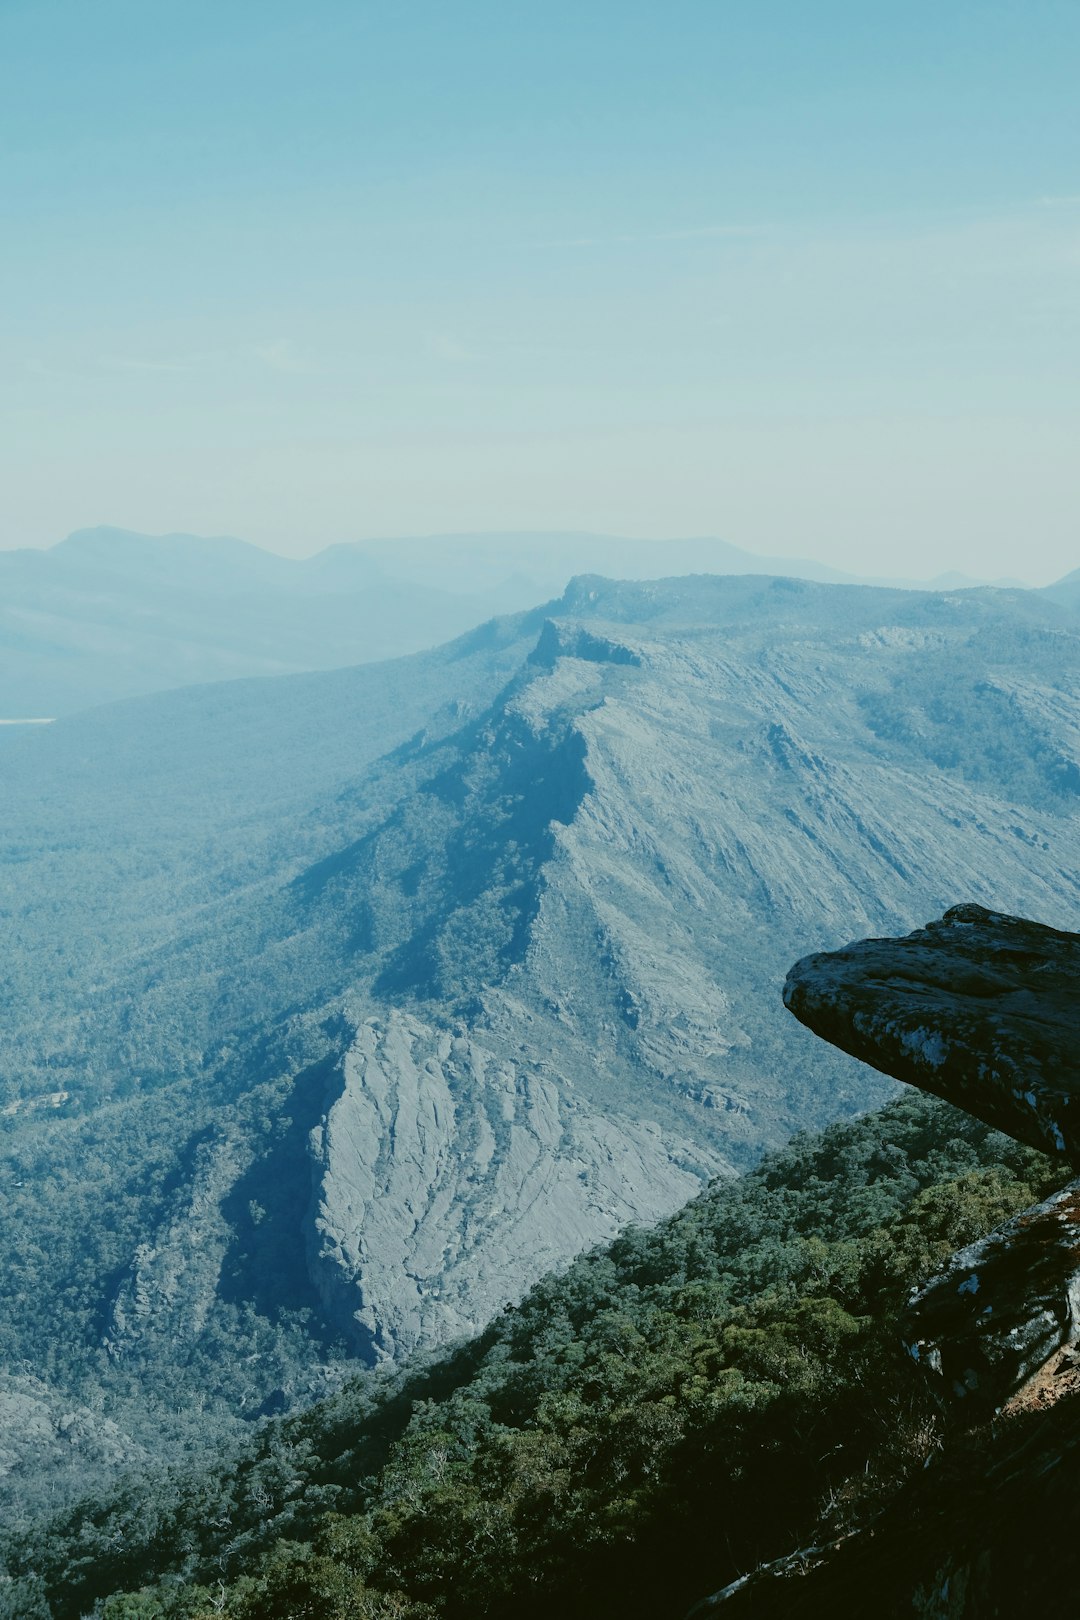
708;905;1080;1616
785;903;1080;1411
784;904;1080;1162
103;1132;248;1362
308;1010;726;1359
903;1176;1080;1411
299;638;1080;1369
0;1372;146;1506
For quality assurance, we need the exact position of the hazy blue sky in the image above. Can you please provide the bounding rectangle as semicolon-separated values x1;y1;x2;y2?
2;0;1078;581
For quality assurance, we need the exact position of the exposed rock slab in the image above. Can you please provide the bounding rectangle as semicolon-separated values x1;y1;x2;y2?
784;903;1080;1162
903;1176;1080;1411
690;904;1080;1615
0;1372;146;1488
103;1132;247;1362
785;903;1080;1410
308;1010;726;1360
9;582;1080;1523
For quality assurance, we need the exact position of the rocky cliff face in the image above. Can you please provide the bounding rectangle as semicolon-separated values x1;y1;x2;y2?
903;1176;1080;1412
783;906;1080;1421
307;1011;724;1359
103;1132;248;1362
292;620;1080;1368
784;903;1080;1162
699;907;1080;1616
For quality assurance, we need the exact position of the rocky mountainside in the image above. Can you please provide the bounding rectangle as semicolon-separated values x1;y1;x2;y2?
4;572;1080;1516
8;1087;1058;1620
308;1011;712;1359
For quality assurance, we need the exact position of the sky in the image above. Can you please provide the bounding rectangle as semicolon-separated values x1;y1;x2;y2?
1;0;1078;584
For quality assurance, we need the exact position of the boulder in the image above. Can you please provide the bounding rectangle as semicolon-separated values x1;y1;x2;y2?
686;905;1080;1614
785;903;1080;1411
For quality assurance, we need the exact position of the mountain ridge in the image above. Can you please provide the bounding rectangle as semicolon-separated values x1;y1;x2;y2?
0;527;1041;716
3;570;1080;1520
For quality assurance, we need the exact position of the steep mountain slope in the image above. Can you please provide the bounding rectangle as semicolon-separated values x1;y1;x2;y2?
0;605;542;1097
3;573;1080;1517
279;583;1080;1355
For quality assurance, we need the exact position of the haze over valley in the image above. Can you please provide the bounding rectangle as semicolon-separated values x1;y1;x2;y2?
0;527;1029;716
4;564;1080;1554
5;2;1080;1611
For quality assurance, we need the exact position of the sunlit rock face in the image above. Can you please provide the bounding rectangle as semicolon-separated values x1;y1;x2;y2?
307;1011;726;1360
9;574;1080;1523
784;904;1080;1164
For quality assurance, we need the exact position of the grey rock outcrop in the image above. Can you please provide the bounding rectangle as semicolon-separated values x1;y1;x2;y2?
9;572;1080;1516
104;1132;248;1361
903;1177;1080;1411
692;907;1080;1614
784;904;1080;1162
0;1372;146;1496
784;903;1080;1411
307;1010;725;1359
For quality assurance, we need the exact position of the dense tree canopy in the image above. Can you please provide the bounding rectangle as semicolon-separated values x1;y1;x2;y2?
3;1092;1057;1620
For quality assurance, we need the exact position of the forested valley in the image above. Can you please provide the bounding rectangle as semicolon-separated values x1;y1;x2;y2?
5;569;1080;1615
4;1093;1057;1618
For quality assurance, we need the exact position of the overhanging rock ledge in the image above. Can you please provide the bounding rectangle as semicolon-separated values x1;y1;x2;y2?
783;902;1080;1164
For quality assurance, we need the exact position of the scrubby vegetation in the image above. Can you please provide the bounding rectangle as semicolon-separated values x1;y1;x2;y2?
4;1092;1058;1620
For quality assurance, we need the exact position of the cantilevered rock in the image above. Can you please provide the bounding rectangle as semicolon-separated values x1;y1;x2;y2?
693;906;1080;1616
783;904;1080;1163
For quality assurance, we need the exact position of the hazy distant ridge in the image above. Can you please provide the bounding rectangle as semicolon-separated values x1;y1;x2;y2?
0;526;1031;716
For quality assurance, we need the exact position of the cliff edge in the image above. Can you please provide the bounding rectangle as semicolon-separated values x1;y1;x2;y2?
695;905;1080;1616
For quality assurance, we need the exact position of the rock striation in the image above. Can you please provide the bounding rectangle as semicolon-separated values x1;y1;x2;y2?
308;1010;725;1359
8;575;1080;1519
784;903;1080;1413
903;1176;1080;1412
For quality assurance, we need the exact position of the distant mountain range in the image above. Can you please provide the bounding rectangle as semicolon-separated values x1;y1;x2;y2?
2;569;1080;1523
0;526;1037;716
